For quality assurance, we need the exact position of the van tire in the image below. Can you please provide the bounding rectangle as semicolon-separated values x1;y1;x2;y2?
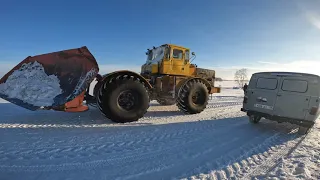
249;115;261;124
298;127;310;135
298;124;313;135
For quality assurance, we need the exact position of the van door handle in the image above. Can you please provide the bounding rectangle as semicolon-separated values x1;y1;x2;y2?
277;94;281;97
257;97;267;102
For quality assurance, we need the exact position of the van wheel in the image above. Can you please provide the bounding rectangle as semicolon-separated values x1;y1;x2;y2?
298;127;310;135
298;124;313;135
249;115;261;124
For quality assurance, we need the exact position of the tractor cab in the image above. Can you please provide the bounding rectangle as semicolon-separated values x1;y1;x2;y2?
145;45;167;65
141;44;196;77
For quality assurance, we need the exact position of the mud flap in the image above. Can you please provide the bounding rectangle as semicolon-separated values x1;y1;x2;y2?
0;46;99;111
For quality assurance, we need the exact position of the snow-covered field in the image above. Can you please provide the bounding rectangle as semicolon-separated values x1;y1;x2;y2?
0;86;319;180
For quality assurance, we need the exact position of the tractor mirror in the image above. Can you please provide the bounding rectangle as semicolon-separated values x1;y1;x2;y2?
191;52;195;56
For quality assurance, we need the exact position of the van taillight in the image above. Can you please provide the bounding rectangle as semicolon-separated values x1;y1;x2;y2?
310;106;319;115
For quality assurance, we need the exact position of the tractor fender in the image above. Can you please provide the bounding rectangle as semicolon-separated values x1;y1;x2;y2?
176;77;211;95
93;70;152;97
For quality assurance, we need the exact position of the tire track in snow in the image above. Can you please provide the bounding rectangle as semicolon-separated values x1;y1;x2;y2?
0;101;244;151
140;101;243;122
119;126;282;179
206;102;242;109
0;113;246;163
1;97;242;120
0;101;242;128
0;97;241;118
0;120;248;172
210;96;243;100
110;121;289;180
177;123;303;180
0;98;245;175
0;122;217;162
189;133;295;180
241;127;311;180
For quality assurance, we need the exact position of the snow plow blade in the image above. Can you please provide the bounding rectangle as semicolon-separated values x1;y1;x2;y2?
0;46;99;111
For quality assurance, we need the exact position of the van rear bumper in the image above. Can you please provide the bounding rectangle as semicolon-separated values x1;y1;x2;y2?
243;109;315;128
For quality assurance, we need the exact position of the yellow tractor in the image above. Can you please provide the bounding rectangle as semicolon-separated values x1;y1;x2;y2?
140;43;221;108
0;44;220;123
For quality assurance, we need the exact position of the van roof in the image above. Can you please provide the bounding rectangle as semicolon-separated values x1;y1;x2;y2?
252;71;320;78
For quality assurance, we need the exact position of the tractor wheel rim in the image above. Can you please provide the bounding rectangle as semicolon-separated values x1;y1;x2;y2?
192;91;205;105
117;90;136;111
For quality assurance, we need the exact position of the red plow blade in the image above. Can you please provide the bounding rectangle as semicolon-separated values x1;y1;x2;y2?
0;46;99;110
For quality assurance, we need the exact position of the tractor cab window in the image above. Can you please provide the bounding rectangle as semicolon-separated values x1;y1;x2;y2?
165;47;171;59
146;46;165;63
172;49;183;59
185;50;189;61
147;51;153;61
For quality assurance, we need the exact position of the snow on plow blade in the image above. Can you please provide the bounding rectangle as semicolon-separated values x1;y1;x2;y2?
0;46;99;110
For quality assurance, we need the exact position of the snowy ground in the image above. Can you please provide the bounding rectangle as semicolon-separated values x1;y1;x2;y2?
0;88;319;180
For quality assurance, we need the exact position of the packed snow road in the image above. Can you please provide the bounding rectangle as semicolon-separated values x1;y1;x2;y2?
0;90;318;180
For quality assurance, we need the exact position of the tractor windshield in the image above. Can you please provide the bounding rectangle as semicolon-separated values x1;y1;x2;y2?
146;46;166;64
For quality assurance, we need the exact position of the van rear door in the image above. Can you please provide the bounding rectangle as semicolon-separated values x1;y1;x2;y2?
247;76;280;115
273;77;310;120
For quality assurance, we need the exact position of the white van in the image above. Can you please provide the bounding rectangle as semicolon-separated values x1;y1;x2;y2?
241;72;320;133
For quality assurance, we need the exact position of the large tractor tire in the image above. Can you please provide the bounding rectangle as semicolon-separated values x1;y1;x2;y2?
176;79;209;114
96;75;150;123
156;98;176;106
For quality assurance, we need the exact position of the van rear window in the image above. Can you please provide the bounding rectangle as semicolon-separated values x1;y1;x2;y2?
281;79;308;93
256;78;278;90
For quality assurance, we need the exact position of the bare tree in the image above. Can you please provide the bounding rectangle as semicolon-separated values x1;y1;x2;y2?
234;68;248;88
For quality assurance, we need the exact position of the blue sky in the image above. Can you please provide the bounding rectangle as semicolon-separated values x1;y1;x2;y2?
1;0;320;79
